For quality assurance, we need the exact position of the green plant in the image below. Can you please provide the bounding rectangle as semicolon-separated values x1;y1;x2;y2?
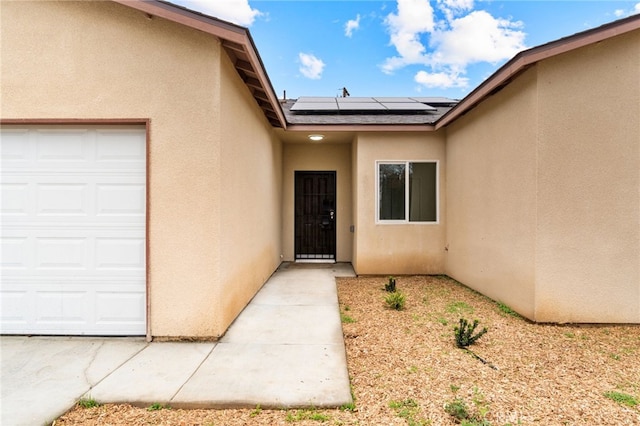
444;397;470;422
384;290;406;310
604;391;638;407
77;397;99;408
341;312;356;323
389;399;430;425
385;276;397;292
444;390;492;426
250;404;262;417
496;301;520;318
147;403;169;411
285;408;330;422
454;318;487;348
446;301;474;314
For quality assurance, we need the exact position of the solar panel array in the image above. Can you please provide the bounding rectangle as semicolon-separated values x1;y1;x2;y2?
290;97;442;113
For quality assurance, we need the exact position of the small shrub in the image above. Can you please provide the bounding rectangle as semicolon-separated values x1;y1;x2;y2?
77;397;99;409
384;290;406;310
444;397;470;422
385;276;397;292
147;403;169;411
604;391;638;407
454;318;487;348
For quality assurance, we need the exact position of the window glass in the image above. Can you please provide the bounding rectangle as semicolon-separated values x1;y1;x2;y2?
378;161;437;223
379;163;405;220
409;162;437;221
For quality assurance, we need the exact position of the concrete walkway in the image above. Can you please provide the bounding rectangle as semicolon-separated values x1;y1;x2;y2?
0;263;354;426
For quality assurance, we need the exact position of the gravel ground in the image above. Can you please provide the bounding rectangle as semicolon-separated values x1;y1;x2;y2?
56;275;640;425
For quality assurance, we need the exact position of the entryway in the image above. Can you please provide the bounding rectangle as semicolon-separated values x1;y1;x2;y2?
294;171;336;261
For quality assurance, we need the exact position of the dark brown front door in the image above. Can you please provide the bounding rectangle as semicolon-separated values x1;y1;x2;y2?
295;171;336;260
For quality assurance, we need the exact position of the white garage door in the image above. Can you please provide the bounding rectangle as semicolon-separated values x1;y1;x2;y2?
1;125;146;335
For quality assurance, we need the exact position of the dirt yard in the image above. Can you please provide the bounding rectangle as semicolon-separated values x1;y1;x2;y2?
56;275;640;425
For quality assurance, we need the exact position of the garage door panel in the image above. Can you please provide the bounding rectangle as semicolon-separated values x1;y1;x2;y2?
1;126;146;335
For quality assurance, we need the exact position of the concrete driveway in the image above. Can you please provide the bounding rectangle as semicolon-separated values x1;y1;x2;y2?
1;263;354;426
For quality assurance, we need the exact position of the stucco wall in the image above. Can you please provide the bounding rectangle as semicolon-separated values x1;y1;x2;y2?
353;132;446;275
445;29;640;323
445;71;538;319
282;142;353;261
0;0;257;337
217;52;283;335
535;30;640;322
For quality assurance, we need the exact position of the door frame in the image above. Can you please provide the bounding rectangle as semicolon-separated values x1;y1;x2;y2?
294;170;337;262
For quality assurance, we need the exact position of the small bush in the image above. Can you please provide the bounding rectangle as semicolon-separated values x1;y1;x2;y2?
444;397;470;422
385;276;397;292
454;318;487;348
77;397;99;409
147;403;170;411
384;291;406;310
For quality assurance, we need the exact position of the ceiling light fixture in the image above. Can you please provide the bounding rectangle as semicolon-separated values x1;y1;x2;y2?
308;134;324;141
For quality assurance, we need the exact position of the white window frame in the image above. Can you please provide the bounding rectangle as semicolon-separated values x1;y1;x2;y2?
375;160;439;224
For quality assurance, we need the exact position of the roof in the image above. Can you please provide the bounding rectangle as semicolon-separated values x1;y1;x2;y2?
112;0;286;128
283;97;458;125
112;2;639;131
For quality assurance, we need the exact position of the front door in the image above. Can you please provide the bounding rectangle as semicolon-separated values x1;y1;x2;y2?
294;171;336;261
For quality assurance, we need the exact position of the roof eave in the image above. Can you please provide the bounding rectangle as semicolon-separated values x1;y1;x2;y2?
111;0;287;129
435;14;640;130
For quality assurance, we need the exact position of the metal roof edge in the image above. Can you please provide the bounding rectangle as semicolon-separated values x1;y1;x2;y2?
435;14;640;130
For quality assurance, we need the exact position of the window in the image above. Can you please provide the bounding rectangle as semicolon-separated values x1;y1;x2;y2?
377;161;438;223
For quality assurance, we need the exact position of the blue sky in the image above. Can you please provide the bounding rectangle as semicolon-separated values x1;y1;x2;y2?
173;1;640;100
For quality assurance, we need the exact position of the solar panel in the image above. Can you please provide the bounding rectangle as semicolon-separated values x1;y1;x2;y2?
381;102;435;111
337;97;377;103
338;102;386;110
290;102;338;111
296;97;338;103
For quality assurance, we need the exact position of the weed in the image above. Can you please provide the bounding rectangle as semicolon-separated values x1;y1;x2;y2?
344;305;350;311
384;290;406;310
340;401;356;412
250;405;262;417
389;399;430;426
609;353;621;361
285;408;330;422
408;365;419;373
496;302;520;318
437;317;448;326
446;301;474;314
454;318;488;348
564;332;575;338
77;397;99;409
444;397;470;422
444;388;492;426
147;403;169;411
341;312;356;323
604;391;638;407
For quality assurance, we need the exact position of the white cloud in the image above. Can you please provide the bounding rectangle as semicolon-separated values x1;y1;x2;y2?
430;11;525;67
177;0;262;27
614;9;626;18
299;53;325;80
614;2;639;17
345;14;361;37
634;2;640;14
382;0;526;90
415;70;468;88
382;0;435;69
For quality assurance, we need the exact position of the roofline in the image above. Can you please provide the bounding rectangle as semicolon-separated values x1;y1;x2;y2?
111;0;287;128
435;14;640;130
286;124;436;132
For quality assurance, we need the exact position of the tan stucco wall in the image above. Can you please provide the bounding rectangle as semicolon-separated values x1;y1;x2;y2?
353;132;447;275
282;142;353;261
217;52;283;333
445;30;640;323
535;30;640;322
1;0;281;337
445;71;538;319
